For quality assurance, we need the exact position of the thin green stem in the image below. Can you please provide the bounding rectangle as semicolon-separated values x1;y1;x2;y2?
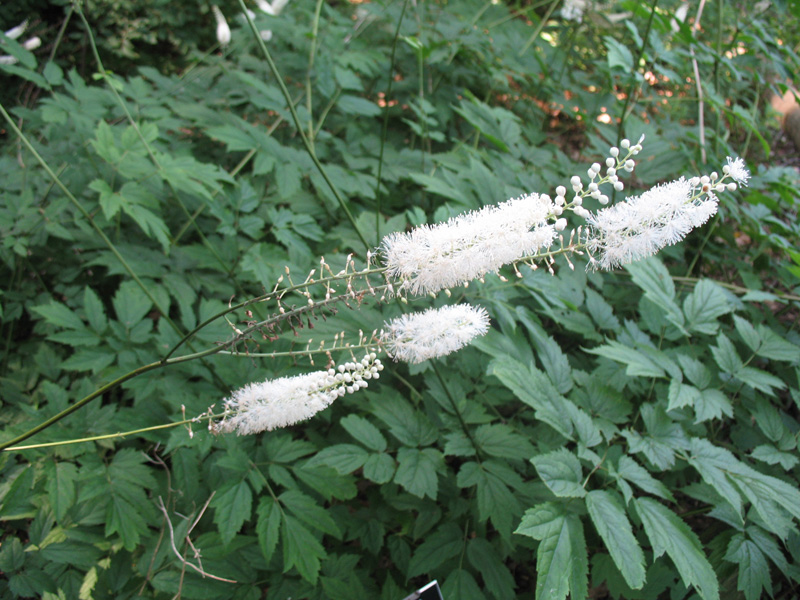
237;0;370;251
5;413;224;451
306;0;325;149
0;101;179;335
616;0;659;142
374;0;410;246
519;0;560;56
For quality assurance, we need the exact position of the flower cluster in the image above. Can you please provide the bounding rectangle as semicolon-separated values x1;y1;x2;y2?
217;354;383;435
382;194;556;295
382;304;490;364
585;157;750;269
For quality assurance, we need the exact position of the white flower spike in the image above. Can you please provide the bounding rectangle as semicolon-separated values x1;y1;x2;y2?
212;5;231;47
383;304;490;364
724;156;750;186
217;354;382;434
382;194;556;295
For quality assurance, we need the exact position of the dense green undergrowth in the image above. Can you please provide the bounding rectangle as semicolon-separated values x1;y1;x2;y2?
1;1;800;599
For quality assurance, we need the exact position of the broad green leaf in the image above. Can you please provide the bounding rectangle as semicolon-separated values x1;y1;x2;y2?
112;281;153;329
475;424;534;460
83;287;108;333
370;395;438;447
605;36;634;70
724;534;772;600
407;523;462;577
684;280;732;335
31;301;84;330
340;414;387;452
754;325;800;362
516;503;586;600
625;258;685;331
306;444;369;474
106;494;148;551
585;341;665;378
45;462;77;521
667;380;702;411
61;348;116;372
295;464;358;501
733;315;761;353
586;490;646;589
622;405;687;470
363;453;396;484
282;515;325;584
256;497;281;564
457;462;521;534
710;333;742;373
735;366;786;396
678;354;712;389
211;481;253;545
694;389;733;423
751;444;799;471
614;455;675;502
442;569;483;600
280;490;341;538
394;448;442;499
337;95;381;116
532;448;586;498
517;308;574;393
635;497;720;600
467;538;516;600
585;288;620;332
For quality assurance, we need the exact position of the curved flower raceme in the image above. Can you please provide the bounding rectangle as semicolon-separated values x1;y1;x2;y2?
383;304;490;364
586;177;718;269
217;354;383;435
381;194;556;295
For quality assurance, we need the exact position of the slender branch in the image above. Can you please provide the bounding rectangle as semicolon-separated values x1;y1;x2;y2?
237;0;370;251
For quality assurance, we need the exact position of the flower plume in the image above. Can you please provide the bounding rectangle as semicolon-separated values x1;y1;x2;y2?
217;354;383;434
381;194;556;295
383;304;490;364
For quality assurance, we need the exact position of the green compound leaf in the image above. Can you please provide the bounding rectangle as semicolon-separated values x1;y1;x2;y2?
340;414;387;452
532;448;586;498
211;480;253;546
635;497;720;600
394;447;443;499
725;534;772;600
282;514;326;584
306;444;369;474
516;503;587;600
586;490;646;590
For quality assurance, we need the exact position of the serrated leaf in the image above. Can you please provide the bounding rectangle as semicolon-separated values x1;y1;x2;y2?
475;424;534;459
636;497;720;600
394;448;442;499
614;455;675;502
106;494;148;551
211;481;253;545
668;380;702;411
733;315;761;353
754;326;800;362
340;415;387;452
112;281;153;329
751;445;799;471
83;287;108;333
407;523;462;578
605;36;634;69
363;452;396;483
684;280;732;335
256;497;281;564
45;462;77;521
724;534;772;600
532;448;586;498
280;489;341;538
585;341;665;378
586;490;646;589
337;95;381;116
31;301;84;330
585;288;620;332
61;348;115;372
467;538;516;600
306;444;369;474
282;515;325;584
516;503;585;600
711;333;742;373
295;464;358;501
625;258;685;332
736;366;786;396
694;389;733;423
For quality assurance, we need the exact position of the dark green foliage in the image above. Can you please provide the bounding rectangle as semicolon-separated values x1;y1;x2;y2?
1;1;800;599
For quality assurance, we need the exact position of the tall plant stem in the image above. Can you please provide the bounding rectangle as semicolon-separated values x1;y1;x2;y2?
615;0;659;143
237;0;370;251
306;0;325;149
519;0;560;56
374;0;410;246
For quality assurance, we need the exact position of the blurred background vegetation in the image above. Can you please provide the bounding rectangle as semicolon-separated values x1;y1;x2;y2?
1;0;799;599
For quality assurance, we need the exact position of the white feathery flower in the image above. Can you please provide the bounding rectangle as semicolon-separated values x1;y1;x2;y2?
217;354;382;435
22;37;41;51
382;194;556;295
5;21;28;40
383;304;490;364
212;5;231;47
561;0;588;22
724;156;750;186
587;177;718;269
